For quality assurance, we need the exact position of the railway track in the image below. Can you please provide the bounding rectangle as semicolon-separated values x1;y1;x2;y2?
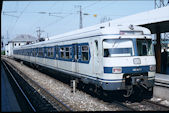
2;57;169;111
111;101;137;111
142;100;169;111
2;60;72;112
85;87;169;111
114;100;169;111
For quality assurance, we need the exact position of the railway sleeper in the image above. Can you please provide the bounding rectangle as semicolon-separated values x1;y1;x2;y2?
2;61;58;111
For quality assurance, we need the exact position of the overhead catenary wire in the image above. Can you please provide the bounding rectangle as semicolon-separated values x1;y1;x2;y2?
6;1;100;38
82;1;99;10
8;2;31;38
28;2;58;36
41;6;77;30
42;1;100;31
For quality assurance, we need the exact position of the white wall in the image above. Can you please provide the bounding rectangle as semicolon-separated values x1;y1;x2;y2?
5;42;26;56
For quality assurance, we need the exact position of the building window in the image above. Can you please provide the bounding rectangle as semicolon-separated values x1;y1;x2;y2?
81;45;89;61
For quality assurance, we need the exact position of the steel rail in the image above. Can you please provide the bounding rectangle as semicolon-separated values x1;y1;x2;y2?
143;99;169;110
112;101;136;111
2;60;36;112
2;59;72;111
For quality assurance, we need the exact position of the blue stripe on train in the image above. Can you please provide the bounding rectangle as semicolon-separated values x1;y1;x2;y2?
104;66;150;74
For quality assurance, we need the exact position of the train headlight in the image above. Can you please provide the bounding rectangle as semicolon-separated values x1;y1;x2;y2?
112;67;122;73
149;65;156;72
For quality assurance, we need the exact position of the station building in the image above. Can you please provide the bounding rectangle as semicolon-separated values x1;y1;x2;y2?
5;34;37;56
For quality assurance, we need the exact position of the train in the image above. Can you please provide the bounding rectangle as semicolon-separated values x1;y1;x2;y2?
12;23;156;97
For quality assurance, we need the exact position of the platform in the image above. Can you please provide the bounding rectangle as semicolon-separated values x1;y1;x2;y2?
1;63;21;112
153;73;169;101
155;73;169;84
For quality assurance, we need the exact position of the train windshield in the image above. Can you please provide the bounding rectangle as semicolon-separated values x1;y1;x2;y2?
103;39;133;57
136;39;154;56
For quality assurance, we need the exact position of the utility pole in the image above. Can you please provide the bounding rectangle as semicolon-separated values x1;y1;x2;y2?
75;5;83;29
36;27;44;40
79;5;83;29
7;31;9;39
75;5;97;29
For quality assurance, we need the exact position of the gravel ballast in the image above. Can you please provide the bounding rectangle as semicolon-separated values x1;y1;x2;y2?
2;57;121;111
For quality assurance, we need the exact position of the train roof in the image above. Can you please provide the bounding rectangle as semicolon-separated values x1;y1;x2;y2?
14;24;151;50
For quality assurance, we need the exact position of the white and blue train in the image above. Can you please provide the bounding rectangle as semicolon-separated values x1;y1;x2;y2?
13;24;156;97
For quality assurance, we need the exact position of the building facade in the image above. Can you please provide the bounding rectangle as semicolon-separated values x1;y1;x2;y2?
5;34;37;56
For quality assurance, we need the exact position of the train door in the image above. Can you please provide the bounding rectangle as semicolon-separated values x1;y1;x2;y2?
55;45;58;68
35;48;38;64
72;44;79;73
28;49;30;62
93;40;101;76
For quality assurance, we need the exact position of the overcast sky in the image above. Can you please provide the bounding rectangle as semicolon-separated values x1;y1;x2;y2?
2;0;158;40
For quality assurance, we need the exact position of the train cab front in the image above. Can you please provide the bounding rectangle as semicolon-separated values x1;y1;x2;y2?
102;36;156;97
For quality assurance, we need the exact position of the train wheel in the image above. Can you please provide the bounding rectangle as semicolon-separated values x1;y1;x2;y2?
123;86;133;98
143;87;153;99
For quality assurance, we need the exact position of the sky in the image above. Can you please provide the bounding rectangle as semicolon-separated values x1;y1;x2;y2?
1;0;160;40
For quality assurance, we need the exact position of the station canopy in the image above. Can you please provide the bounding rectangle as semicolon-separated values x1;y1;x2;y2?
106;6;169;34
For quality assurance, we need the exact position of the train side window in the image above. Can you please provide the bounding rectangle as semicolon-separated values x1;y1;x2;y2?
56;46;59;58
50;47;54;58
60;47;65;59
39;48;43;57
32;49;34;56
81;45;89;61
65;47;70;59
47;48;50;57
33;49;35;56
35;48;37;56
28;49;29;56
25;49;27;55
44;48;47;57
38;48;40;56
38;48;43;57
34;49;36;56
33;48;36;56
38;48;41;57
95;40;99;56
29;49;31;56
27;49;29;56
